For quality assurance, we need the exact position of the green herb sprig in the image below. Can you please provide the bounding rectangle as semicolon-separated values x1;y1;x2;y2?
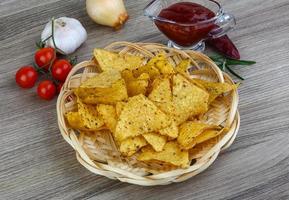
209;54;256;80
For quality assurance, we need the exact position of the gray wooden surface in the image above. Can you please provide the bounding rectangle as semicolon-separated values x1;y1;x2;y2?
1;0;289;199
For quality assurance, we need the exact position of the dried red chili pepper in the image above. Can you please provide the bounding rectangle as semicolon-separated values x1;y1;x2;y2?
206;35;240;59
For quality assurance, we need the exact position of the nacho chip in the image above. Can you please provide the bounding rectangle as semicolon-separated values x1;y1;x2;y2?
97;104;117;133
148;78;172;103
159;121;178;139
115;94;170;141
121;69;134;81
138;73;150;80
138;141;189;168
94;49;143;72
143;132;167;152
75;79;128;104
121;69;149;96
132;64;160;80
65;111;105;131
66;112;88;131
177;122;214;150
171;74;209;124
174;59;191;77
77;100;104;130
115;101;126;118
192;79;236;103
119;136;147;156
80;70;121;88
127;79;149;96
147;53;175;75
189;132;226;160
195;128;223;144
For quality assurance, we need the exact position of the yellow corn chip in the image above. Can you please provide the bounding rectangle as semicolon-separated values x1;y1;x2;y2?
195;128;223;144
80;70;121;88
138;141;189;168
174;59;191;77
146;53;175;75
177;122;213;150
115;102;126;118
126;79;149;96
189;132;226;160
192;79;236;103
159;121;179;139
148;78;172;103
119;136;147;156
115;94;170;141
97;104;117;133
143;132;167;152
121;69;149;97
75;79;128;104
94;49;143;72
65;111;104;131
171;74;209;124
66;112;87;130
138;73;150;80
77;100;104;130
132;65;160;80
177;121;219;149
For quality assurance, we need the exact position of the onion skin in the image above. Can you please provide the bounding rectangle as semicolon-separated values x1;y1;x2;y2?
86;0;129;29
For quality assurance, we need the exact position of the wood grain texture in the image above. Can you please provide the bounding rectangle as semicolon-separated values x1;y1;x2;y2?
0;0;289;199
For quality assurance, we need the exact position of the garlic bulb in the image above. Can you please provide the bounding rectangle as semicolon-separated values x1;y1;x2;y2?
86;0;129;29
41;17;87;55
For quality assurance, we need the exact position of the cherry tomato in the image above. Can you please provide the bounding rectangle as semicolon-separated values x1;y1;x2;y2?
15;66;38;88
37;80;56;100
51;59;72;82
57;82;64;94
34;47;56;70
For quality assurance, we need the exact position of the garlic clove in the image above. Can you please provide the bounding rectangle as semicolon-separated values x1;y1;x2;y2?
86;0;129;29
41;17;87;55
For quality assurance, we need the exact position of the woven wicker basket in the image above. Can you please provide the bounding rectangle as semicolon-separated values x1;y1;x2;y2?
57;42;239;186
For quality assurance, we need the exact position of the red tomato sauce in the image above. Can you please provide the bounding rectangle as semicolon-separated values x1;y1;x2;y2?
156;2;216;46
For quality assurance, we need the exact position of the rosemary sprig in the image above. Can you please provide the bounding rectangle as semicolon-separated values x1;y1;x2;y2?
209;54;256;80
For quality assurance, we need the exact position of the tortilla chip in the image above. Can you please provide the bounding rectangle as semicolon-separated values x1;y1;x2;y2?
138;141;189;168
127;79;149;96
115;102;126;118
121;69;149;96
146;53;175;75
75;79;128;104
137;73;150;80
159;122;178;139
80;70;121;88
148;78;172;103
192;79;236;103
97;104;117;133
171;74;209;124
132;65;160;80
177;122;215;150
115;94;170;141
174;59;191;77
94;49;143;72
66;112;88;131
189;132;225;160
195;128;224;144
77;100;104;130
143;132;167;152
119;136;147;156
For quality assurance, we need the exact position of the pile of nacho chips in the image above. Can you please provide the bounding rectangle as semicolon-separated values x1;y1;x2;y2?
65;49;237;169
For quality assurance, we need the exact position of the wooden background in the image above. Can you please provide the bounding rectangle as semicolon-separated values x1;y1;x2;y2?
1;0;289;199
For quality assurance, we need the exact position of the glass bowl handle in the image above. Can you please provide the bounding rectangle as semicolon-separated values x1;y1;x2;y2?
209;12;236;39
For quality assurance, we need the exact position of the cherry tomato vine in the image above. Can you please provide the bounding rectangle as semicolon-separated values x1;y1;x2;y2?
15;18;77;100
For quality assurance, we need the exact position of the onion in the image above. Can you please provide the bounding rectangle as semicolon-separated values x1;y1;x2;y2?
86;0;129;29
